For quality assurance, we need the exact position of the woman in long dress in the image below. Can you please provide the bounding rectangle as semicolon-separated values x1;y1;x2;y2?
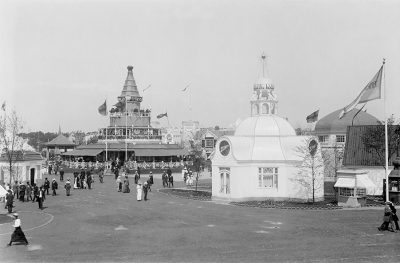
136;182;142;201
122;176;130;193
8;213;28;246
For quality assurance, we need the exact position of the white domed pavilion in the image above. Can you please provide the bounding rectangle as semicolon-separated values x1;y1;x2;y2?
211;55;324;201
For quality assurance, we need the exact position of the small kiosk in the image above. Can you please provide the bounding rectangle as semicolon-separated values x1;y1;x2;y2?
334;169;375;207
385;158;400;203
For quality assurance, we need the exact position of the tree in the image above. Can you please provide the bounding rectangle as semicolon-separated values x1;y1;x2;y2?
321;143;344;179
188;131;207;191
0;108;25;185
361;116;400;168
292;137;324;203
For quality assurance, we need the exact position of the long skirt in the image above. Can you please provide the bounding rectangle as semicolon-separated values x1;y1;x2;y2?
136;188;142;201
10;227;28;244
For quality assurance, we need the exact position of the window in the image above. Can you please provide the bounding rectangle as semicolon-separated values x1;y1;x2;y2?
205;138;214;148
339;188;354;197
318;135;328;143
258;167;278;189
262;104;269;114
336;135;346;143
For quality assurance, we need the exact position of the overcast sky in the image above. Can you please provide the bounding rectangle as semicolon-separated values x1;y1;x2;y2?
1;0;399;133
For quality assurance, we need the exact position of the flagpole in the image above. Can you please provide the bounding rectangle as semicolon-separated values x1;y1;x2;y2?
383;58;389;202
125;96;128;163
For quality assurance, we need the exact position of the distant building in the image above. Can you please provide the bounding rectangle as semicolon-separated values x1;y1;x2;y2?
62;66;188;168
0;151;44;185
197;128;235;158
342;125;399;196
315;108;379;178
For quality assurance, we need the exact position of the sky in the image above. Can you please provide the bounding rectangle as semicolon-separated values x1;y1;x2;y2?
0;0;399;133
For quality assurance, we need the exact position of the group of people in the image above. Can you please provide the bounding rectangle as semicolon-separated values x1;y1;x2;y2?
378;201;399;232
116;169;153;201
73;169;96;190
4;178;59;213
162;168;174;188
182;166;195;187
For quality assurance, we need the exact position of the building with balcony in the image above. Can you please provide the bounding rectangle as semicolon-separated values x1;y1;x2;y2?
62;66;188;168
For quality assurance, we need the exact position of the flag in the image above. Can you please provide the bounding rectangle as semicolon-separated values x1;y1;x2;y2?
339;65;383;119
182;83;191;92
1;101;5;111
306;110;319;123
143;84;151;92
157;112;168;119
98;100;107;116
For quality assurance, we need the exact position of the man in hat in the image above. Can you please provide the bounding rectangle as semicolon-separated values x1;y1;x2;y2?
7;213;28;246
51;179;58;196
59;167;64;181
43;178;50;195
5;190;14;213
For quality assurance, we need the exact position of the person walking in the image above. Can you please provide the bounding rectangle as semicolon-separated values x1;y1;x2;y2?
5;190;14;214
12;181;19;200
134;171;139;184
378;202;395;232
32;184;39;203
122;176;130;193
59;167;64;181
148;172;154;192
7;213;28;246
38;187;44;209
87;171;92;190
143;181;149;201
44;178;50;195
51;179;58;196
18;182;26;202
136;182;142;201
64;179;72;196
168;174;174;188
162;171;167;188
26;182;32;202
389;202;400;231
116;175;122;192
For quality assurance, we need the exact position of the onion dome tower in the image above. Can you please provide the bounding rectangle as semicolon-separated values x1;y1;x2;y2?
250;54;278;116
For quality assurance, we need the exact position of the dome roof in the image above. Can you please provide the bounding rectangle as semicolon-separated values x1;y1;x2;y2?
315;108;380;134
235;115;296;137
254;77;274;89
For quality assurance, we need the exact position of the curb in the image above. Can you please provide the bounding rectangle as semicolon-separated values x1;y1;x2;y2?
230;202;343;210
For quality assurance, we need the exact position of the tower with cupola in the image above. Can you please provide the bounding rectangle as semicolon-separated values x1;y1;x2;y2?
250;54;278;116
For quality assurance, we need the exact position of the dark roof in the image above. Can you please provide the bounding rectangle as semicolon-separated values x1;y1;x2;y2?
315;108;380;135
62;149;104;157
343;125;399;166
198;128;235;138
0;150;43;162
64;142;189;157
45;134;76;147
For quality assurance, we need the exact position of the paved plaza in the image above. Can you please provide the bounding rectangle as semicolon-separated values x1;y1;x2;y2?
0;173;399;263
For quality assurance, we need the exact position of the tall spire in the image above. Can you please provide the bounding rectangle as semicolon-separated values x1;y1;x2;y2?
121;66;140;98
250;53;278;116
58;125;61;135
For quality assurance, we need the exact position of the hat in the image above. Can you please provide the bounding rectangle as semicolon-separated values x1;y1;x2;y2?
385;201;393;205
52;178;56;181
13;213;18;217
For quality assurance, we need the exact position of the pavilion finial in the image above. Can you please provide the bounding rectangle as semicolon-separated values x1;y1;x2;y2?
261;52;267;77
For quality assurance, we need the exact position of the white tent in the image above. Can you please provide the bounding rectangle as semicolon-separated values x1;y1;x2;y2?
0;184;7;196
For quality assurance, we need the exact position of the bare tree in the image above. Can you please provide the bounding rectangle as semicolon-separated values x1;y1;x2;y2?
293;137;325;203
189;131;207;191
321;143;344;179
0;108;24;185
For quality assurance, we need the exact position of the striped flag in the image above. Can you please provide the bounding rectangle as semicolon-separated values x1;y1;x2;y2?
98;100;107;116
157;112;168;119
306;110;319;123
339;65;383;119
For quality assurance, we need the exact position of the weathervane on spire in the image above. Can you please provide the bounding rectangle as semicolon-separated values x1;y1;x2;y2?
261;52;267;77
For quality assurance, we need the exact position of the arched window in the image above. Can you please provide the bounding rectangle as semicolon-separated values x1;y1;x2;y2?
253;104;259;115
262;103;269;114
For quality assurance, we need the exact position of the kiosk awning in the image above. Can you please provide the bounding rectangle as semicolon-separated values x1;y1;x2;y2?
134;148;189;157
